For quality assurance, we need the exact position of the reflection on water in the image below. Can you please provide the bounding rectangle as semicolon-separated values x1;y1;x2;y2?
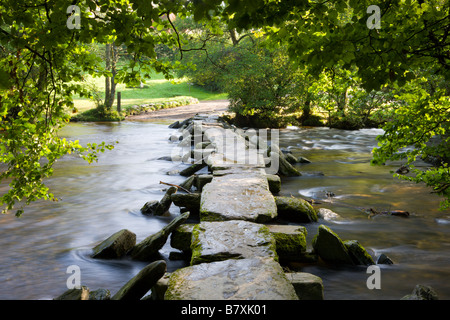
0;123;449;300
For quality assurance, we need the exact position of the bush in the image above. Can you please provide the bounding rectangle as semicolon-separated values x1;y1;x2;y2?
71;106;125;122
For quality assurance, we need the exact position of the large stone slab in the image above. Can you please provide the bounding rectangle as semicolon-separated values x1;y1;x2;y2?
165;257;298;300
200;172;277;222
190;221;277;265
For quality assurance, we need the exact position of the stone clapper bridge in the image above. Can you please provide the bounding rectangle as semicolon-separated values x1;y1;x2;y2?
82;113;376;301
161;114;322;300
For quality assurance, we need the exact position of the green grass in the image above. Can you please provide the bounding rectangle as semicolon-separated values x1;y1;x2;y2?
72;72;228;113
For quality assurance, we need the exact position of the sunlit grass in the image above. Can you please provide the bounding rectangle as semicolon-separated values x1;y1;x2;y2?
72;72;228;113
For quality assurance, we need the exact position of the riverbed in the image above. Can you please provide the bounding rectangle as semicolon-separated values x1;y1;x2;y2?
0;121;449;300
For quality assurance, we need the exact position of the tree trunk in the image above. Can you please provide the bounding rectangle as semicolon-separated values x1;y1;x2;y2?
104;43;118;111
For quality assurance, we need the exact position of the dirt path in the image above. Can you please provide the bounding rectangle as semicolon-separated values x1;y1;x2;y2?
125;99;230;120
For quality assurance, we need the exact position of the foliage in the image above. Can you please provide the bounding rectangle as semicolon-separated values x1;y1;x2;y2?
1;0;449;213
224;42;309;128
188;0;449;208
372;76;450;209
0;0;187;216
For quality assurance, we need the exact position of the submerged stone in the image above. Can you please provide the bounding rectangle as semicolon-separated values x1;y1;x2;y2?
401;284;439;300
165;257;298;300
190;221;278;265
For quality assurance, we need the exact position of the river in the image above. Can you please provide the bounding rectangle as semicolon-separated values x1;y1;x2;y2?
0;121;449;300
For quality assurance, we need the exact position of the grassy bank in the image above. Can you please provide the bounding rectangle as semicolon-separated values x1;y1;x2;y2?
72;72;228;119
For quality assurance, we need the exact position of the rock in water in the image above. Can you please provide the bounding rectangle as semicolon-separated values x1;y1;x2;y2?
131;212;190;261
285;272;324;300
54;286;90;300
317;208;341;221
311;225;354;265
377;253;394;265
141;186;177;216
92;229;136;259
171;193;201;214
112;260;167;300
344;240;375;265
89;288;111;300
275;196;318;223
401;284;439;300
266;174;281;194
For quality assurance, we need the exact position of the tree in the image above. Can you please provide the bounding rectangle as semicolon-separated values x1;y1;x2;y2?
188;0;449;208
0;0;188;216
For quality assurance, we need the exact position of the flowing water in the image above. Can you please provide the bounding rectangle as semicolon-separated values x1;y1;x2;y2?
0;121;449;300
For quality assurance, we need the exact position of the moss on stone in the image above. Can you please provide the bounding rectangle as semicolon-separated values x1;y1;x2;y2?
275;196;318;223
344;240;375;266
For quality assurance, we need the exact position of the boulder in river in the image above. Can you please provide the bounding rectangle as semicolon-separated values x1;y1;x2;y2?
275;196;318;223
311;225;354;265
401;284;439;300
131;212;190;261
344;240;375;265
317;208;341;221
112;260;167;300
376;253;394;265
92;229;136;259
141;186;177;216
171;193;201;214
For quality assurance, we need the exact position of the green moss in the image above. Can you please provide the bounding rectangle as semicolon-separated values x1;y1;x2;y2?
258;225;279;262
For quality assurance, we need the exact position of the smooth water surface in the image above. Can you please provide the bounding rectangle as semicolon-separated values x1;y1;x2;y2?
0;122;449;300
278;126;450;300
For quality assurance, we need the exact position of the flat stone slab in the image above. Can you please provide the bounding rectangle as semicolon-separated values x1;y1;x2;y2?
190;221;277;265
165;257;298;300
200;172;277;222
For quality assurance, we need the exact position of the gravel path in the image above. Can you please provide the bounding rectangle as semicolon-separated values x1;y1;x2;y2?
125;99;230;120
